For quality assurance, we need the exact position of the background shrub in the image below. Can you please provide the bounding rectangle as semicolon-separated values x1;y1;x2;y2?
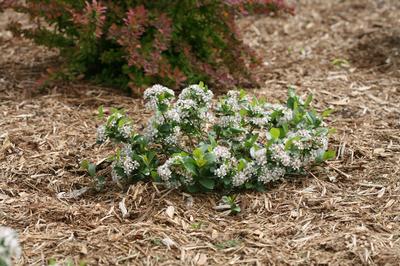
3;0;292;92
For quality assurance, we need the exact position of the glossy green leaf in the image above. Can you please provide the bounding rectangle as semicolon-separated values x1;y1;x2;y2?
304;94;313;108
88;163;96;177
323;150;336;161
269;128;280;139
199;178;215;190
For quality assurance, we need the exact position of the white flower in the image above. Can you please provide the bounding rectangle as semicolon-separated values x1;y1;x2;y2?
157;156;179;181
258;165;286;183
316;135;329;150
144;121;159;141
279;108;294;124
218;115;241;128
232;161;255;187
214;164;229;178
96;125;106;143
224;90;245;112
122;144;132;156
270;143;302;170
213;146;231;161
250;147;267;164
174;99;197;120
0;227;21;266
249;116;270;127
179;85;214;108
111;161;122;182
122;156;140;175
119;124;132;139
199;111;215;122
165;109;181;123
144;84;175;110
269;143;292;167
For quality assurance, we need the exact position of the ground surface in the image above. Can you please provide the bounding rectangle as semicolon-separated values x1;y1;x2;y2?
1;0;400;265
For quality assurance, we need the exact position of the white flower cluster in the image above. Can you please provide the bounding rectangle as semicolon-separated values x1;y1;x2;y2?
157;156;185;187
245;104;272;128
144;84;214;146
122;156;140;175
250;147;267;164
120;124;133;139
97;111;133;143
215;91;243;128
213;146;231;161
111;144;141;180
213;146;235;178
96;125;106;143
232;161;256;187
174;84;214;122
0;227;21;266
263;103;294;125
111;162;122;182
258;165;286;183
144;84;175;111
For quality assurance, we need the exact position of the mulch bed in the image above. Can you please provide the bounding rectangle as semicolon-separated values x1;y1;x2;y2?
1;0;400;265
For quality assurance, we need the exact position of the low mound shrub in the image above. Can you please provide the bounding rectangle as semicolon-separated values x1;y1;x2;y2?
84;83;335;192
3;0;292;92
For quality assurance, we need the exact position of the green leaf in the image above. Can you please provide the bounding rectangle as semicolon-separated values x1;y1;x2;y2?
204;153;216;164
88;163;96;177
195;158;207;168
287;97;295;110
151;170;159;181
96;176;105;190
245;182;254;189
280;124;288;138
237;159;246;171
80;160;89;170
323;150;336;161
230;127;244;134
232;205;241;214
208;135;217;147
239;109;248;117
215;239;240;249
304;94;313;108
284;139;293;150
322;108;334;117
191;222;202;229
48;259;57;266
306;111;317;124
285;136;301;150
199;178;215;190
98;105;104;119
186;184;200;193
269;128;280;139
158;103;168;113
183;157;197;176
245;134;258;148
193;148;203;160
239;89;247;99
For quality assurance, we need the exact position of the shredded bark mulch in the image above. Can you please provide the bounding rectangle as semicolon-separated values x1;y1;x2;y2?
1;0;399;265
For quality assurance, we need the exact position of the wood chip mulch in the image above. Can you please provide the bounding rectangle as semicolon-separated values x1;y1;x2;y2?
1;0;400;265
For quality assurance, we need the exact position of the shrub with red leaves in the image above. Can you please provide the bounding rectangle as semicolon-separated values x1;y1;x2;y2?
3;0;292;93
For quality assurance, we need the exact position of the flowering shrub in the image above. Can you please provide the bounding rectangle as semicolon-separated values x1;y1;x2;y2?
91;83;335;192
0;227;21;266
3;0;292;91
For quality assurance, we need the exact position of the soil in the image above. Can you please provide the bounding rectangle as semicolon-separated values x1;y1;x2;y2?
1;0;400;265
